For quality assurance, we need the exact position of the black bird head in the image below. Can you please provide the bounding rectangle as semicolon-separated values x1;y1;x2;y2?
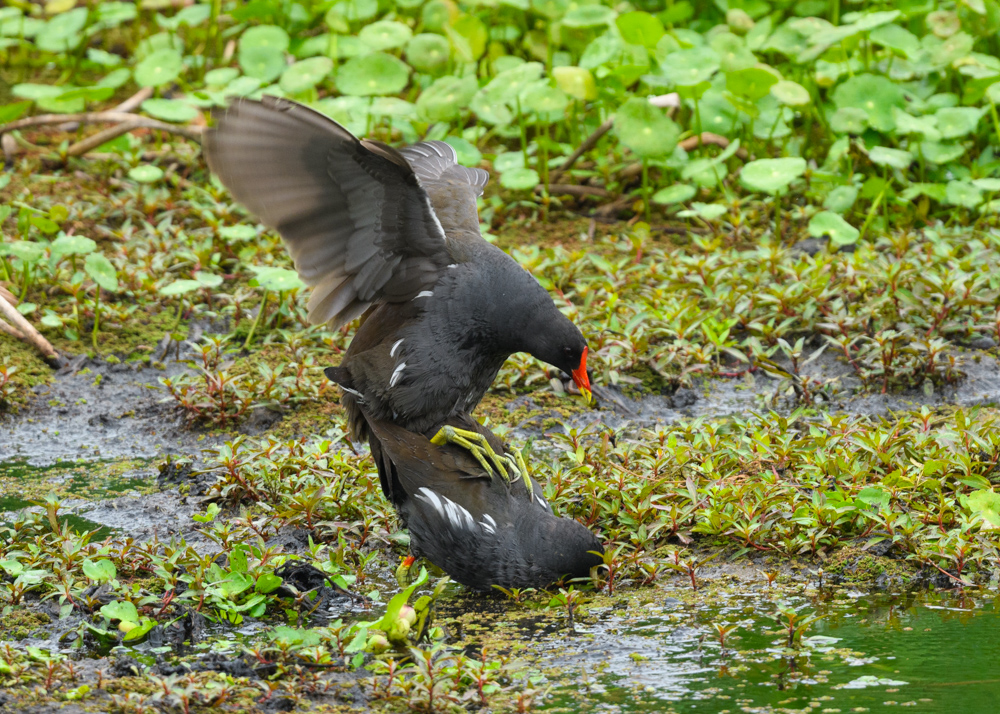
519;303;591;403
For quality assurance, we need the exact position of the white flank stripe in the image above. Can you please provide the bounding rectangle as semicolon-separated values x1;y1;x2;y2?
416;487;444;515
389;362;407;388
479;519;496;535
414;290;434;299
390;338;404;357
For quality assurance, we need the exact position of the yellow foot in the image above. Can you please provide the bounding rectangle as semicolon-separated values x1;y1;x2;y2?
430;426;526;486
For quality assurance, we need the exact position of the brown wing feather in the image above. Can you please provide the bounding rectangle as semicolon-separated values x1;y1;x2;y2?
203;96;451;328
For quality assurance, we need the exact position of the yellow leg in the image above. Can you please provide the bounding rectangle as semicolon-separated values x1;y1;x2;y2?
430;426;525;484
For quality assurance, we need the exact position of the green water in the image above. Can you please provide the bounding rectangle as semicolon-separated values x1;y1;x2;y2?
542;590;1000;713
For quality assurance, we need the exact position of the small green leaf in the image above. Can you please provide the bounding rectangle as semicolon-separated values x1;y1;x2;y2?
249;266;306;291
128;165;164;183
280;57;334;94
84;253;118;292
134;48;183;88
770;80;810;106
808;211;859;247
740;157;806;195
499;167;540;190
945;180;982;208
256;572;283;594
614;97;680;159
652;184;697;204
141;98;198;123
336;52;410;96
868;146;912;170
100;600;138;623
158;279;201;296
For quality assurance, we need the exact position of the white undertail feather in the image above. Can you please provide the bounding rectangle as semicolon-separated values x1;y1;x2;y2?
390;338;404;357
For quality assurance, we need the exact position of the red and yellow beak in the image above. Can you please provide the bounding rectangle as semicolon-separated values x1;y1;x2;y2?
571;346;592;405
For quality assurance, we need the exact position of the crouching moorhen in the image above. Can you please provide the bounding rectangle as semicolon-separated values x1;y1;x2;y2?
203;97;592;470
363;409;604;591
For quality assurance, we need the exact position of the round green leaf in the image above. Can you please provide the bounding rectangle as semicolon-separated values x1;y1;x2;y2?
407;33;451;74
616;11;664;49
770;80;810;106
50;234;96;259
935;107;985;139
945;180;982;208
652;184;697;204
711;33;756;72
448;14;487;62
499;167;540;191
360;20;412;51
194;272;224;288
829;107;869;134
740;157;806;194
240;25;290;52
725;67;778;101
84;253;118;292
868;146;912;170
520;82;569;122
280;57;334;94
562;5;616;28
808;211;859;247
552;66;597;101
134;48;183;87
420;0;454;32
661;46;719;86
823;185;858;214
128;165;164;183
417;76;477;122
920;141;965;164
158;279;201;296
614;97;680;159
832;74;905;133
336;52;410;96
250;266;306;291
239;45;286;83
1;241;45;263
141;98;198;123
205;67;240;87
494;151;525;173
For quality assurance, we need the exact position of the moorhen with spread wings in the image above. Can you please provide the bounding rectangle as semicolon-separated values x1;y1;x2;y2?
204;97;591;467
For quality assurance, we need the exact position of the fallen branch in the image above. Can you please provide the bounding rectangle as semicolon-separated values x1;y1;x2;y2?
549;117;614;184
113;87;155;114
538;183;609;199
66;120;144;158
0;319;24;340
0;111;204;142
0;295;63;367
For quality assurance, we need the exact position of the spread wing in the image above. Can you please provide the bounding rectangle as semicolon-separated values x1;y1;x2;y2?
204;96;479;328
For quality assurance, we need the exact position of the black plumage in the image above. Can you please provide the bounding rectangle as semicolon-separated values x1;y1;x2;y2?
203;97;603;590
364;410;604;591
203;96;590;439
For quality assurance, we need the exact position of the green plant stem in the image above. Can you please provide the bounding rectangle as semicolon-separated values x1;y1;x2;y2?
858;187;886;243
244;288;269;350
988;101;1000;149
641;159;651;222
92;289;100;350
